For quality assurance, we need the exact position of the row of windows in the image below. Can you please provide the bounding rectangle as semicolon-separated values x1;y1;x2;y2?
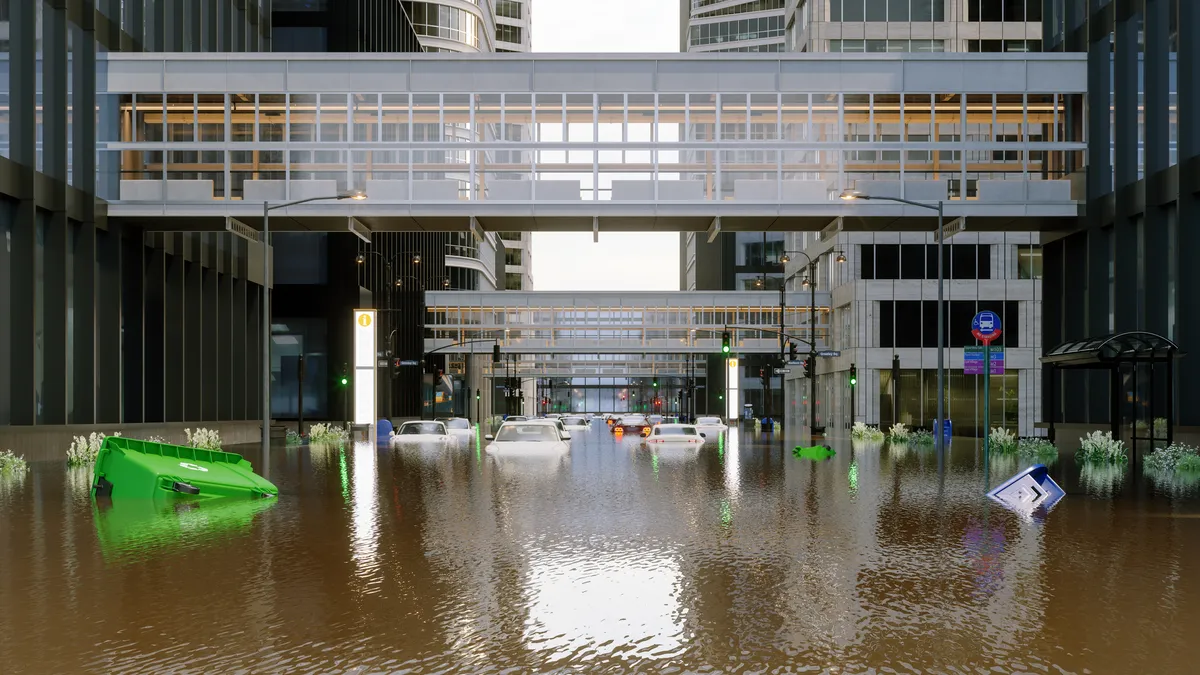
695;0;785;19
829;39;945;52
830;0;945;22
860;244;992;281
715;43;785;52
405;3;483;49
496;23;523;44
966;39;1041;52
496;0;523;20
966;0;1043;22
879;300;1020;348
689;15;785;46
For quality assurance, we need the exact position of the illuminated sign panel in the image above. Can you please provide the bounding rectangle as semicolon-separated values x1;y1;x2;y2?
353;310;376;425
727;358;739;419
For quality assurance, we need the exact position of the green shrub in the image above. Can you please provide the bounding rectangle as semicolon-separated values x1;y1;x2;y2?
66;432;120;467
851;422;885;442
1017;437;1058;460
1075;431;1128;464
989;427;1018;454
0;450;28;475
184;428;222;451
888;423;911;442
1145;444;1200;472
309;423;349;445
286;429;302;446
909;429;935;445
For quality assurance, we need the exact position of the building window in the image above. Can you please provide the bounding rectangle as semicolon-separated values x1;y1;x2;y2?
967;0;1042;22
967;39;1042;52
496;23;522;44
1017;244;1043;280
689;15;785;47
879;300;1020;349
829;39;944;52
831;0;945;22
505;248;523;266
505;273;523;290
496;0;523;20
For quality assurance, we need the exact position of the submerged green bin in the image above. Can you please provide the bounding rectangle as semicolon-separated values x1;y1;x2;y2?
92;437;278;501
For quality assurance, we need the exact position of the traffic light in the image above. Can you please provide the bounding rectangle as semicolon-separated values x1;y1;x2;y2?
340;364;348;387
492;343;501;363
340;376;348;386
804;359;814;378
653;378;659;388
789;341;799;361
476;389;481;401
721;331;731;354
849;363;858;387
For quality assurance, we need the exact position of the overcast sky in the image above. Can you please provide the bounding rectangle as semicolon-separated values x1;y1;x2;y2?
528;0;681;291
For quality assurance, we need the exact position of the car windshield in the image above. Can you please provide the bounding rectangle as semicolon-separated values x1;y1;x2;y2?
445;419;470;429
621;415;647;424
562;417;585;426
697;417;722;425
507;416;527;422
654;426;698;436
495;424;560;442
401;422;444;435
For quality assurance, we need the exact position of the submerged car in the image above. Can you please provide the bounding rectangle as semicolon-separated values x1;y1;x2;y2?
485;422;571;457
441;417;473;446
391;421;452;449
645;424;706;448
561;415;589;430
694;416;728;437
613;414;652;436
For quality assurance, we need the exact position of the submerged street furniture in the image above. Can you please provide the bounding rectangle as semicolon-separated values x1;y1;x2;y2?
92;437;278;501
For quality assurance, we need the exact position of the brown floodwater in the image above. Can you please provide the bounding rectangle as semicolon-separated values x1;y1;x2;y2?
2;424;1200;673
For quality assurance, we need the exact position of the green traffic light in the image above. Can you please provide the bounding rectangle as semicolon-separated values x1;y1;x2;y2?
850;377;857;386
340;378;348;385
722;345;730;353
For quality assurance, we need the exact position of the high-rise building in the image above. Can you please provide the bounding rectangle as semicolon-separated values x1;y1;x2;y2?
496;0;532;52
0;1;271;445
1040;0;1196;446
681;0;787;53
785;0;1043;53
272;0;425;52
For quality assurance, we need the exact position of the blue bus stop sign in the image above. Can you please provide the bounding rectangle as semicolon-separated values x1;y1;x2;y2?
972;310;1002;343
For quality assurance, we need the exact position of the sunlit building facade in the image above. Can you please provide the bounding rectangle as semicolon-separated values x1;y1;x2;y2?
680;0;788;53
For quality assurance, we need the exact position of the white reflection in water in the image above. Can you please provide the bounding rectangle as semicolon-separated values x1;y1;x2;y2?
350;441;381;589
724;427;741;500
525;550;684;661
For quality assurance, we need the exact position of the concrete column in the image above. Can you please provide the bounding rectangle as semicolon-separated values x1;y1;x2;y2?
113;228;140;424
202;263;219;421
247;283;262;420
218;269;233;420
231;277;249;419
144;245;167;423
1177;0;1200;425
184;255;203;421
165;247;186;421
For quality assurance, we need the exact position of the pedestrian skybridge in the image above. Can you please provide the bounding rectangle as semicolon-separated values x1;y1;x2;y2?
98;52;1086;236
423;290;833;376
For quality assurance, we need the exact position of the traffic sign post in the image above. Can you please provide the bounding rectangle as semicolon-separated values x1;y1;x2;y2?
971;311;1002;464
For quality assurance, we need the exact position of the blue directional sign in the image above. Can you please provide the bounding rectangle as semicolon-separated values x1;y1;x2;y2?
987;464;1065;520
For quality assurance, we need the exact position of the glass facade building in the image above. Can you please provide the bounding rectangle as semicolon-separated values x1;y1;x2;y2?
682;0;788;53
0;1;271;434
1040;0;1197;439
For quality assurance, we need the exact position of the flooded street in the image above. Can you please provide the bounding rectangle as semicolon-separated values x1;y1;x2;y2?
3;423;1200;673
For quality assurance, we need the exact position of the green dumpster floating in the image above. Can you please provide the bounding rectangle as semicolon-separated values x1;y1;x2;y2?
92;437;278;501
793;445;836;460
93;496;276;562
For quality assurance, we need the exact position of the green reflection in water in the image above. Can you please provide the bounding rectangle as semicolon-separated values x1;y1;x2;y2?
338;448;349;503
720;498;732;529
848;460;859;496
651;452;659;479
93;497;275;563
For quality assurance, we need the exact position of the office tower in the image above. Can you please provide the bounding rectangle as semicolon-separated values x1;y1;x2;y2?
680;0;787;52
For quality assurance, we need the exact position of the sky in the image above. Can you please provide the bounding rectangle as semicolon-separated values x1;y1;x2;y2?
528;0;682;291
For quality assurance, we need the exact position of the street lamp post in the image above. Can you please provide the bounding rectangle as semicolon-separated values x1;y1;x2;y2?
773;249;846;434
261;189;366;459
840;189;947;454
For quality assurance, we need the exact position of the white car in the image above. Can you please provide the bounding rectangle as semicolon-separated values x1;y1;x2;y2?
694;416;728;437
543;413;561;420
523;418;572;441
390;421;452;449
485;422;571;457
645;424;706;448
560;415;589;430
441;417;473;446
505;415;529;422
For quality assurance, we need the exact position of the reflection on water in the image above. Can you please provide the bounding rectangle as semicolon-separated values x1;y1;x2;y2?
3;428;1200;672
